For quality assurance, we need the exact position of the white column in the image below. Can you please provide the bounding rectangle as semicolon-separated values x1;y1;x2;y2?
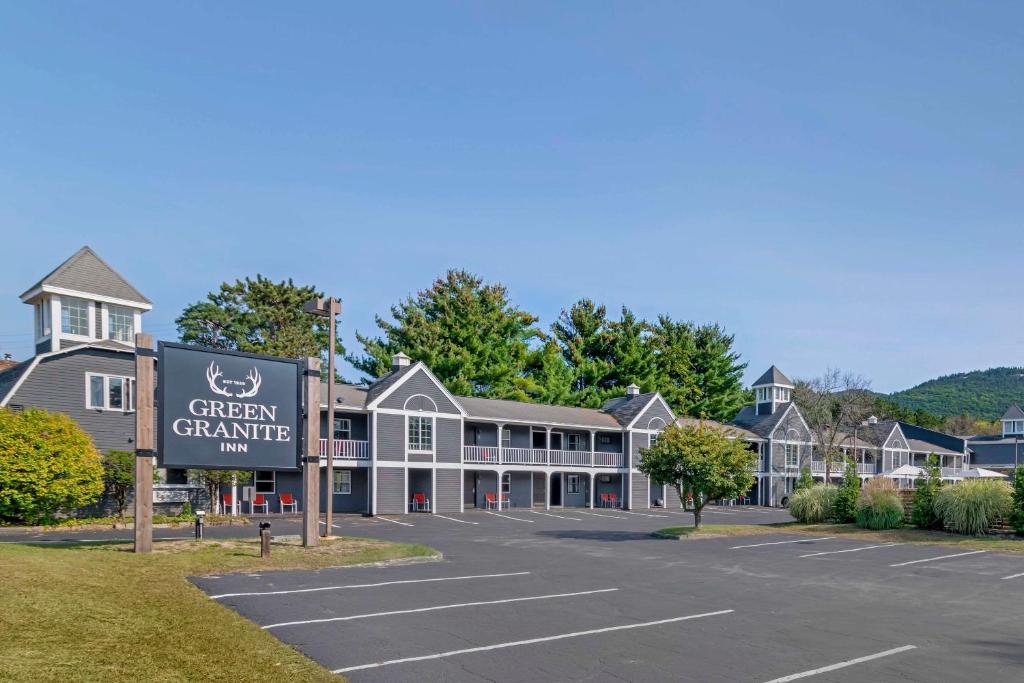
496;422;505;465
589;473;595;509
231;475;238;516
496;470;503;511
589;430;597;467
544;471;550;510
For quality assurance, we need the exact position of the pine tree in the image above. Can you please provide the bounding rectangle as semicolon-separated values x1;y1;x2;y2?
689;323;748;422
551;299;613;407
795;467;815;492
176;275;343;376
833;459;861;523
649;316;699;416
1010;466;1024;535
348;270;542;399
525;339;575;405
604;307;658;396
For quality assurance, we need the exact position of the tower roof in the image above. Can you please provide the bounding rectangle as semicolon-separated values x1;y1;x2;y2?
19;246;150;307
752;365;793;388
1001;405;1024;421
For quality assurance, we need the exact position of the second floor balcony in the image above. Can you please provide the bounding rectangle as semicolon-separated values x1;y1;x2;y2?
318;439;370;464
464;445;625;468
810;461;876;475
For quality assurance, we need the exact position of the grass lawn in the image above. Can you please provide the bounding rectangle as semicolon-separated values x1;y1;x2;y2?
0;535;438;682
655;521;1024;553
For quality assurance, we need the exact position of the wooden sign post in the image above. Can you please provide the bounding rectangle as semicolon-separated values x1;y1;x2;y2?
134;332;155;553
302;357;321;547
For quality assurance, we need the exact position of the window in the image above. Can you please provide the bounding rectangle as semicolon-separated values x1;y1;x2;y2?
61;297;89;336
785;444;798;468
501;472;510;494
566;474;581;494
567;433;583;451
334;470;351;494
254;471;275;494
86;373;135;411
36;301;51;337
108;305;134;342
334;417;352;441
649;433;659;447
501;427;511;448
408;415;433;452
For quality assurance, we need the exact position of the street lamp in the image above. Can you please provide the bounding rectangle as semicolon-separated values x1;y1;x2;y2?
304;297;342;536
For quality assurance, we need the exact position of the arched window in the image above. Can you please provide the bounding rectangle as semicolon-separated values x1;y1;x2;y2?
647;417;666;431
403;394;438;412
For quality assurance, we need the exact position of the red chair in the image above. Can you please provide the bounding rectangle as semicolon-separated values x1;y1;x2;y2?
484;492;498;509
222;493;234;514
251;494;269;514
279;492;298;513
500;493;510;508
608;493;619;508
410;492;430;512
599;493;610;507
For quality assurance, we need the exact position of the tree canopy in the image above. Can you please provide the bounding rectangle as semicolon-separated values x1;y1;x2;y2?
176;275;343;376
638;422;757;528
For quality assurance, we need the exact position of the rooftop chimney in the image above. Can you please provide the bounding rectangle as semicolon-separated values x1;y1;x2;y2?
867;415;878;424
626;383;640;399
392;352;412;372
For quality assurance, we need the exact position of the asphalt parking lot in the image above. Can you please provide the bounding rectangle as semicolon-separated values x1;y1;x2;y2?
183;506;1024;682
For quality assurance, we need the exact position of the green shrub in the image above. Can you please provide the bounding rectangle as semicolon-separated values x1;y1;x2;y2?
0;408;105;524
181;501;193;517
102;450;136;519
856;478;904;530
832;459;861;523
934;479;1012;536
788;485;838;523
794;467;814;492
911;454;943;530
1010;468;1024;535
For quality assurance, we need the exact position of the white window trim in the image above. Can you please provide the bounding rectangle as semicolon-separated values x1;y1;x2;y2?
334;417;352;441
566;473;582;494
107;304;135;343
253;470;275;494
61;296;92;337
566;433;583;451
406;414;435;454
501;426;511;449
334;469;352;495
85;372;136;412
501;472;511;494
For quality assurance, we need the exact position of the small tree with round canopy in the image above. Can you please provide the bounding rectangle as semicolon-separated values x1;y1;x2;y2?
639;421;757;529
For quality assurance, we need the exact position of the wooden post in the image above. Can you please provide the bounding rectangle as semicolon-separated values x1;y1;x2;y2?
302;357;321;547
133;333;155;554
324;298;341;536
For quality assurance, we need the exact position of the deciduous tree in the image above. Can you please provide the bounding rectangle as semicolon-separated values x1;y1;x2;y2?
794;369;875;481
102;450;136;519
638;422;756;529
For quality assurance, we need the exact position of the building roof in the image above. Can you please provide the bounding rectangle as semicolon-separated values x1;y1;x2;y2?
602;392;663;426
0;362;30;406
1001;405;1024;421
675;416;762;441
458;395;622;429
320;383;369;410
0;358;19;372
730;403;796;438
0;341;133;407
752;365;793;387
363;363;420;405
852;419;965;456
19;246;151;306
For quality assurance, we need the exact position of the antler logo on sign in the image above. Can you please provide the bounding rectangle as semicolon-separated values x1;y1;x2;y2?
159;343;301;470
206;361;262;398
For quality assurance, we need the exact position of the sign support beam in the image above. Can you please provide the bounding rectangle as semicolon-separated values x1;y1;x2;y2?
134;332;155;554
303;358;321;547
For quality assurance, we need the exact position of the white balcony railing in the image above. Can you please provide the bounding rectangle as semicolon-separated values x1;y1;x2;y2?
318;439;370;462
809;461;875;475
462;446;624;468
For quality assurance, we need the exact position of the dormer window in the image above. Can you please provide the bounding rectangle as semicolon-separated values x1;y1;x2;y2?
774;387;791;402
61;297;89;336
108;305;135;343
1005;420;1024;436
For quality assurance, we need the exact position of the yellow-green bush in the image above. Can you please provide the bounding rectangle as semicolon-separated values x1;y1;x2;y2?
855;477;904;530
788;485;838;523
0;408;104;524
934;479;1012;536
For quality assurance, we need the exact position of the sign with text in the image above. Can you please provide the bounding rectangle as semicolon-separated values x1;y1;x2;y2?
158;342;302;470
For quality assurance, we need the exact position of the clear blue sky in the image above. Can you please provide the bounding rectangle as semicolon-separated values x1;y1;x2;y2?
1;2;1021;392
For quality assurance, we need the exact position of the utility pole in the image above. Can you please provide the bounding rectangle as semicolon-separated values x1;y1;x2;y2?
304;297;342;536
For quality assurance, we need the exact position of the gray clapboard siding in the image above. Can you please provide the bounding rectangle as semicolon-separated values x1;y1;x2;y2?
376;413;404;461
379;368;460;414
436;469;461;512
631;473;649;509
8;348;138;453
376;467;405;514
636;398;673;430
436;417;461;463
665;484;683;509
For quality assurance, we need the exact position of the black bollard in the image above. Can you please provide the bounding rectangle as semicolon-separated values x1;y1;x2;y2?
194;511;205;540
259;521;272;557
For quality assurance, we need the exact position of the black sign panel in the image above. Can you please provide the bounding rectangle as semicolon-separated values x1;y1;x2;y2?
157;342;302;470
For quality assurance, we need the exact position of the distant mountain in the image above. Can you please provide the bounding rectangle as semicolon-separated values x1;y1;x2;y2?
888;367;1024;420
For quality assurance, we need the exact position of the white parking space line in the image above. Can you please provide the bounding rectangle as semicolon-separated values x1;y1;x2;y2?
620;510;671;518
703;510;738;515
799;543;902;558
730;537;835;550
528;510;584;521
332;609;735;673
761;644;917;682
434;514;478;525
576;510;631;520
263;588;619;629
1001;571;1024;580
889;550;986;567
377;516;415;527
209;571;531;599
484;511;534;523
